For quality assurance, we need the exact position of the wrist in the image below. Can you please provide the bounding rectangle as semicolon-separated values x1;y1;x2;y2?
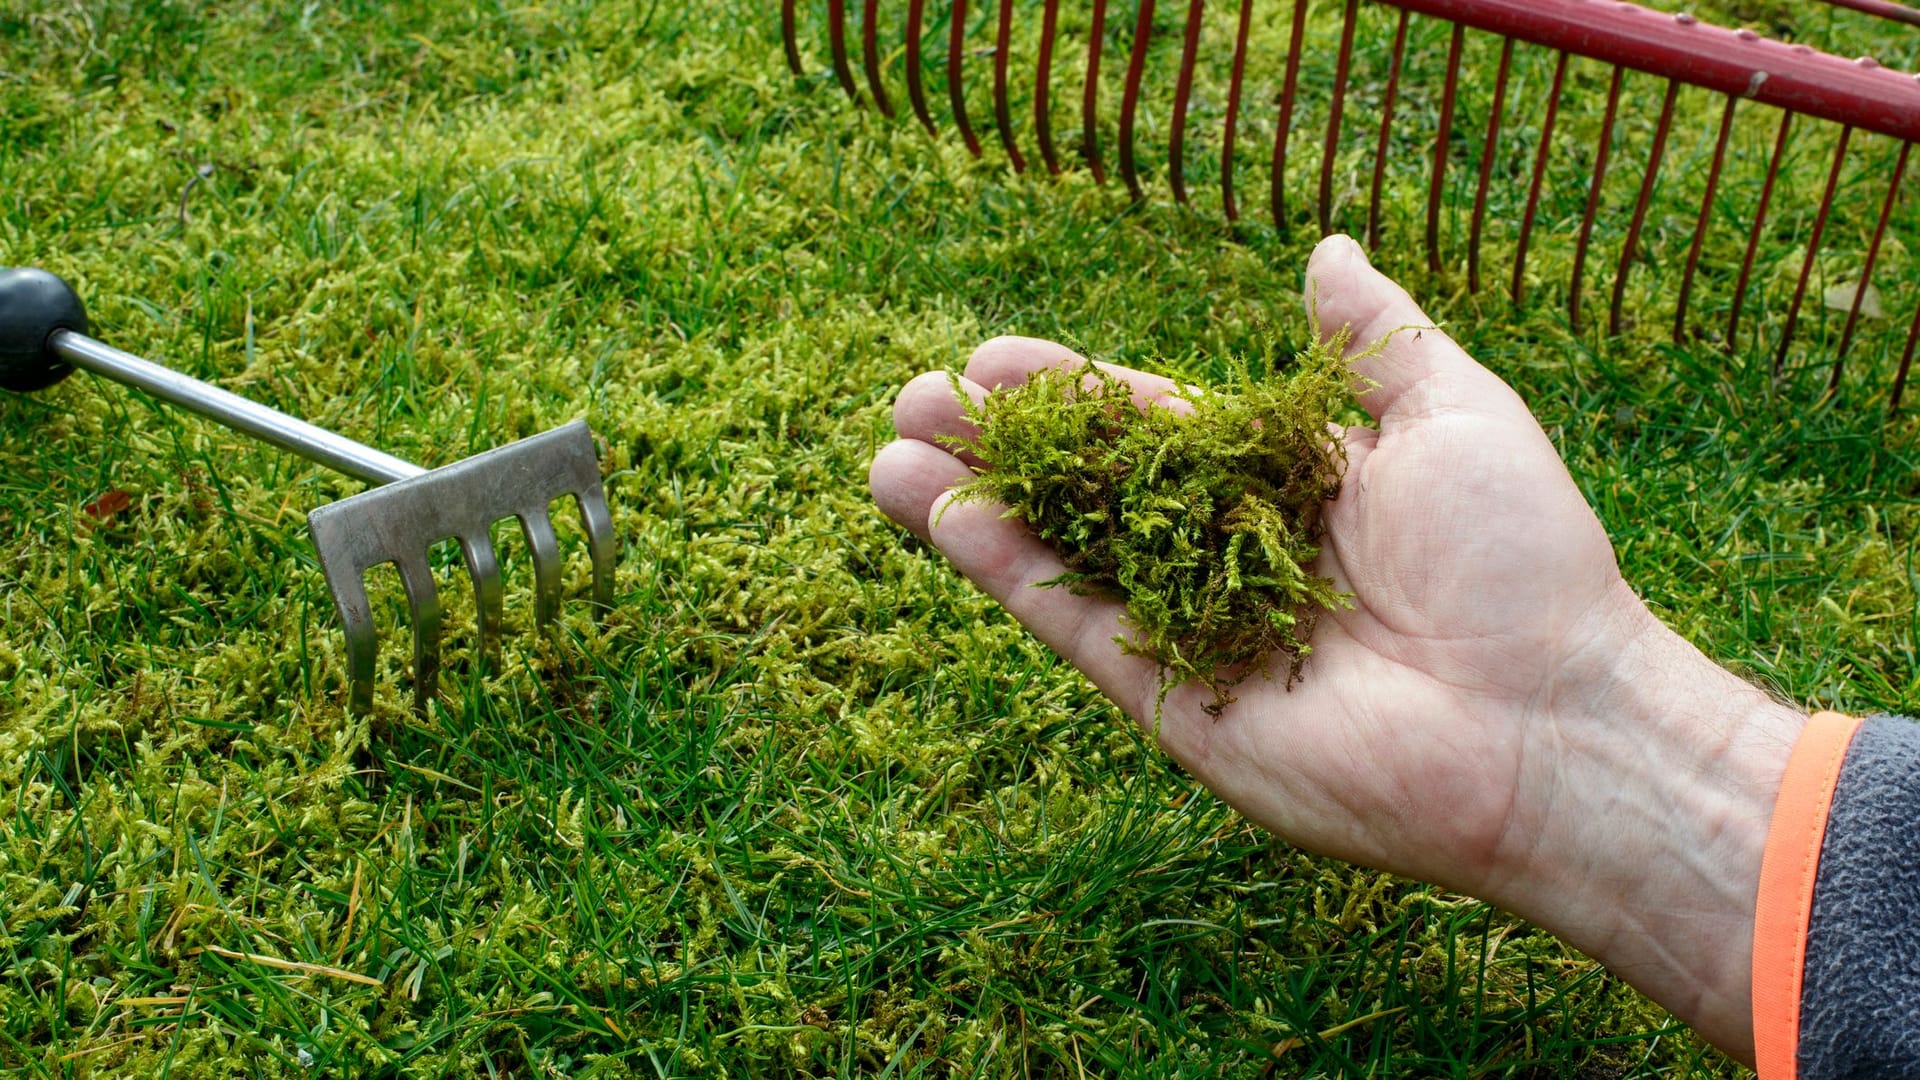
1484;588;1804;1065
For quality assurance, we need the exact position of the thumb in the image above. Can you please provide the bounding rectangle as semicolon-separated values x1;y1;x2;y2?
1304;234;1520;426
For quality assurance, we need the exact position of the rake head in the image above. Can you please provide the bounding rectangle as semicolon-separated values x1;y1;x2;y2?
309;421;617;714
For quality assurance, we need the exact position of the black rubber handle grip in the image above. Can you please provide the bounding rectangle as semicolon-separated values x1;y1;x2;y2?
0;267;87;393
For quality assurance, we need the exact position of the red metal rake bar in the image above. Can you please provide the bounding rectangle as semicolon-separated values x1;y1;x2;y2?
1390;0;1920;142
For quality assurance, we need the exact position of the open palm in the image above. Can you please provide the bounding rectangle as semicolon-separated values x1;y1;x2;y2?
872;234;1634;894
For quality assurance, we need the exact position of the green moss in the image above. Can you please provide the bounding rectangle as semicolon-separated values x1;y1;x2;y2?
947;335;1355;713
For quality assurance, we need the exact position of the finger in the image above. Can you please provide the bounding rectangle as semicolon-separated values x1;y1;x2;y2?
892;371;989;467
965;335;1194;415
869;439;972;544
963;335;1087;389
927;489;1161;722
1303;234;1517;425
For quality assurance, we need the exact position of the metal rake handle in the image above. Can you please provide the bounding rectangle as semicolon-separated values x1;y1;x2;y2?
0;267;422;484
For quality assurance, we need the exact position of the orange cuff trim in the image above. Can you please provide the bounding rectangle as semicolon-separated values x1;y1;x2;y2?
1752;710;1863;1080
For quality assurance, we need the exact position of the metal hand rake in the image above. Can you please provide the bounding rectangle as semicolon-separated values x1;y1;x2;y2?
0;267;617;713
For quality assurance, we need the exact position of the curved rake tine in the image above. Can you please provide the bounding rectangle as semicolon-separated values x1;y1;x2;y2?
1833;140;1909;379
1320;0;1359;233
461;531;505;670
579;492;618;610
1730;111;1795;351
862;0;894;118
521;506;565;628
1270;0;1310;228
1777;125;1852;376
1513;50;1569;304
1220;0;1254;220
1426;23;1464;274
1034;0;1062;174
1824;0;1920;27
1892;300;1920;412
1467;37;1514;292
1675;96;1738;344
1366;8;1410;249
1568;64;1624;332
1082;0;1109;183
781;0;803;76
395;553;442;715
992;0;1025;170
326;563;379;714
906;0;936;136
1169;0;1206;205
948;0;982;156
828;0;862;104
1609;78;1679;336
1117;0;1156;201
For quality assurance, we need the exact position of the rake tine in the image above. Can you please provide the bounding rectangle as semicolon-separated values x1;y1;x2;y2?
1834;140;1909;378
1427;23;1465;274
1221;0;1254;220
395;552;443;715
1366;8;1410;249
1035;0;1062;174
1169;0;1206;205
828;0;862;104
1675;95;1738;344
1823;0;1920;27
1776;125;1852;376
1892;300;1920;412
1118;0;1156;201
1512;50;1569;304
1083;0;1108;183
461;531;505;668
1609;78;1679;336
1270;0;1310;228
1730;110;1795;351
781;0;803;76
862;0;894;118
906;0;937;136
1320;0;1360;234
522;507;565;627
331;565;380;715
1568;65;1625;332
579;492;618;610
948;0;982;156
992;0;1026;171
1467;38;1514;293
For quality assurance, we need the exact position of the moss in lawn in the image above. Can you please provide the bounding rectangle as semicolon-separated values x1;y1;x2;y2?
947;333;1354;713
0;0;1915;1076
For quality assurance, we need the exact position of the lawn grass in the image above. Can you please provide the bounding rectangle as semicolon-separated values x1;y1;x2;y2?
1;0;1917;1075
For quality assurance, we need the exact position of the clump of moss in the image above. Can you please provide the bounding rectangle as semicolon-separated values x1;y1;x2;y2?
946;334;1355;715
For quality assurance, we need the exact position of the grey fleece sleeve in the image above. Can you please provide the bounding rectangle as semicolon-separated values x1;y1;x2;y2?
1796;715;1920;1079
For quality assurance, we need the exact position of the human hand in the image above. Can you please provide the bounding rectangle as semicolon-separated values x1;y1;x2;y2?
869;235;1806;1063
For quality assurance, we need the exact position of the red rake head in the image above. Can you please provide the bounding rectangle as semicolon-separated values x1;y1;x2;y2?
784;0;1920;408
